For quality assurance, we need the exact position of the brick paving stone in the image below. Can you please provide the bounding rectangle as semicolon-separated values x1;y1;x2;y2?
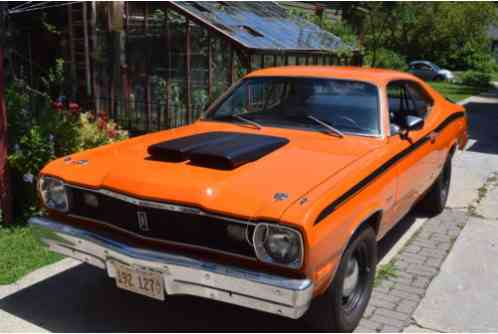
356;319;383;331
369;314;406;328
358;209;469;332
437;242;452;251
412;277;431;289
373;286;391;295
382;326;404;332
396;300;419;314
397;253;426;265
374;308;411;321
418;248;447;259
425;257;444;268
430;234;452;243
370;297;397;310
409;240;438;249
403;245;421;254
371;291;402;304
389;288;422;302
392;283;426;296
405;266;437;278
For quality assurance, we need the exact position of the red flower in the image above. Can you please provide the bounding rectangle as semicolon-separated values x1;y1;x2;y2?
51;101;64;112
98;112;109;122
107;128;117;138
97;118;107;130
69;102;81;113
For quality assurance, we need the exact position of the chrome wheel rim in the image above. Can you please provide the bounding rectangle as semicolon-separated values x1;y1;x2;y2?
341;242;370;314
343;257;359;297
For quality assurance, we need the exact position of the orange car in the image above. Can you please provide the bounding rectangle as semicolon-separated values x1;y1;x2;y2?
31;66;467;331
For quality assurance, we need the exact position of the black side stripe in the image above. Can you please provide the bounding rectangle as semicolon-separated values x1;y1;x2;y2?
315;112;465;225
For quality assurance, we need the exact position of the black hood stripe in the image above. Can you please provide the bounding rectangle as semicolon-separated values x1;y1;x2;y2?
315;111;465;224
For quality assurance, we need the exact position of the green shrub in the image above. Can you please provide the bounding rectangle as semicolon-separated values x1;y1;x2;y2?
6;82;128;221
458;71;492;88
364;48;407;71
79;113;128;150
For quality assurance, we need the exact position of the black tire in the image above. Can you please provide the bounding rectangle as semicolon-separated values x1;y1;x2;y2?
305;227;377;332
417;156;452;216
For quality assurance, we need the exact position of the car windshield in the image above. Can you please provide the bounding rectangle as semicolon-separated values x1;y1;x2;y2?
205;77;381;136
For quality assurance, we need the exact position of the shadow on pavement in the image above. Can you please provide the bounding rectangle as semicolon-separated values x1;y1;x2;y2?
464;92;498;155
0;213;421;332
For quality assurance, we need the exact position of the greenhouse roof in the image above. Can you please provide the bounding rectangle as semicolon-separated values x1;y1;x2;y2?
170;1;353;54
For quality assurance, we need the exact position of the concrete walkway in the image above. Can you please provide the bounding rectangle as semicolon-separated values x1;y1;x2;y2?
408;89;498;332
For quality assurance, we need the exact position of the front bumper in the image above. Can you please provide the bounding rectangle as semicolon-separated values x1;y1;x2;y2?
29;217;313;319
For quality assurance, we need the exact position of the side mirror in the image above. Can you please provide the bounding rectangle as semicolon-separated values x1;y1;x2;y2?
405;115;424;131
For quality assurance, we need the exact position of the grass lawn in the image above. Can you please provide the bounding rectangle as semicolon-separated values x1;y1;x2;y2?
0;224;63;285
429;81;484;102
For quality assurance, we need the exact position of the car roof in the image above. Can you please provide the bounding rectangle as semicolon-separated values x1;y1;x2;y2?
246;66;419;86
409;60;434;66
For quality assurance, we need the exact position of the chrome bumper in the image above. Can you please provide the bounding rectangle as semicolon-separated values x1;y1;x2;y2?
29;217;313;319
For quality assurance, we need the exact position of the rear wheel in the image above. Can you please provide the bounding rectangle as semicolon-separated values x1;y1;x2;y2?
417;155;452;216
305;227;377;332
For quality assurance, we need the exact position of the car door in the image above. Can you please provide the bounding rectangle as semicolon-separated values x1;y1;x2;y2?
386;80;436;225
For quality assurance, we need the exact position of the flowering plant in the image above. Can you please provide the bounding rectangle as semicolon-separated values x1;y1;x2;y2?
6;84;128;219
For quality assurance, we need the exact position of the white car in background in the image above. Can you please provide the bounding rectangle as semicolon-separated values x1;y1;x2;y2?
408;61;455;81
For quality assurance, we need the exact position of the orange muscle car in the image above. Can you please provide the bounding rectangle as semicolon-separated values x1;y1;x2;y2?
31;66;467;331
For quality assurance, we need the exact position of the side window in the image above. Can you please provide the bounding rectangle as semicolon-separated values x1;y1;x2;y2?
415;63;432;71
405;82;433;119
388;80;434;135
387;82;406;128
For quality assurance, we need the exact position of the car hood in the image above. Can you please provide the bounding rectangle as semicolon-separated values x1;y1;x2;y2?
438;69;454;78
42;122;382;222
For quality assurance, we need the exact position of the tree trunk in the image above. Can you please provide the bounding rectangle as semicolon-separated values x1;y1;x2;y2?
0;2;13;225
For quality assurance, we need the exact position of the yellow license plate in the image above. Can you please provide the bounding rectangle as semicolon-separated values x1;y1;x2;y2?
113;262;165;301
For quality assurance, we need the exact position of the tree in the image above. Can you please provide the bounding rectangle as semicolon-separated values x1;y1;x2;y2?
362;2;498;70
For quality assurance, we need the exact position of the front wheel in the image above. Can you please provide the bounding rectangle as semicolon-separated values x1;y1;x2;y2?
305;227;377;332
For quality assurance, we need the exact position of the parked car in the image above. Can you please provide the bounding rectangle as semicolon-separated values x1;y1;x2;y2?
408;60;455;81
31;66;468;331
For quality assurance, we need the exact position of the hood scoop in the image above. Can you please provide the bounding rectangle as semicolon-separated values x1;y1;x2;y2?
147;131;289;170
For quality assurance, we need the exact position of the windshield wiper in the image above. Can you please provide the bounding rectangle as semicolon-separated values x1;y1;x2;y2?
231;113;262;130
306;115;344;138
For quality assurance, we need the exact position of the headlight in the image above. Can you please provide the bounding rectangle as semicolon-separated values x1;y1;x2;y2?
253;223;303;269
38;176;69;212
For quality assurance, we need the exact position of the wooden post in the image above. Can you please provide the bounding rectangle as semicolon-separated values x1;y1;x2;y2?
185;19;192;124
228;46;234;85
165;8;170;129
0;2;12;225
90;1;98;112
67;4;77;99
207;32;212;99
82;3;92;97
144;2;151;131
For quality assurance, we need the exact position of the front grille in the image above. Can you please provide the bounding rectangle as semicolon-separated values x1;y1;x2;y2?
66;186;256;258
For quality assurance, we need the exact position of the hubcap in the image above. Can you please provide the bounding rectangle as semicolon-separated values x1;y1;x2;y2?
343;256;360;297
